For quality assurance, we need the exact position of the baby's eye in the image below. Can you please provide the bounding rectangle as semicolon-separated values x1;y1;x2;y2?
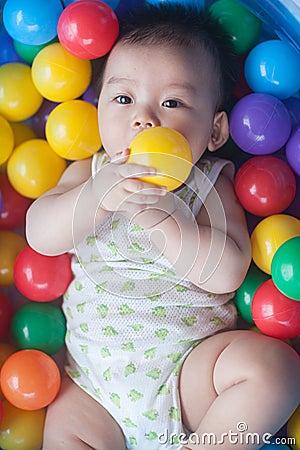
115;95;132;104
162;99;182;108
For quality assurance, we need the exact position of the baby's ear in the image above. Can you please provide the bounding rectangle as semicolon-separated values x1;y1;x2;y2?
207;111;229;152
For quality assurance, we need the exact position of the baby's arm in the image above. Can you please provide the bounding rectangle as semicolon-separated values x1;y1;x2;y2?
26;158;109;255
26;151;167;256
142;172;252;294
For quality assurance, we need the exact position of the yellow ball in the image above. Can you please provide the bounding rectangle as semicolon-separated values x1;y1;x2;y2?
251;214;300;274
0;231;27;287
10;122;37;148
0;115;14;165
7;139;66;198
127;127;192;191
46;100;101;160
287;406;300;450
32;43;92;102
0;401;46;450
0;63;43;122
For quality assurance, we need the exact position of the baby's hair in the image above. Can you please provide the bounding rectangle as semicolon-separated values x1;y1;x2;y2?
93;3;239;111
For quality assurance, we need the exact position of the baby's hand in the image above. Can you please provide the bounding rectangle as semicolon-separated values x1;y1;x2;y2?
92;149;167;216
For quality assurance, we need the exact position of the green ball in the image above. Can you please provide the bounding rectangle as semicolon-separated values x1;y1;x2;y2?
13;37;58;65
208;0;262;55
11;302;66;355
271;236;300;301
234;264;270;323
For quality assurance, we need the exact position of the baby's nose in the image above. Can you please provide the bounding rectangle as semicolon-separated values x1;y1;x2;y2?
132;108;160;129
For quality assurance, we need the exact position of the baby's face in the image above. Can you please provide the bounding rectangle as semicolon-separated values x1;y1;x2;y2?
98;42;226;163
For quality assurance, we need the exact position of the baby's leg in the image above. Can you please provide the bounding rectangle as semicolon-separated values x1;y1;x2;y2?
179;330;300;450
43;376;126;450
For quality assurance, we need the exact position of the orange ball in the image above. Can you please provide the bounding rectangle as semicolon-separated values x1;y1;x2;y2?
0;230;27;286
0;349;61;411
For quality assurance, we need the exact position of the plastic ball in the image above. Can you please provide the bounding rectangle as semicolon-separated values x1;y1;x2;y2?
0;25;22;65
31;43;92;102
271;236;300;301
7;139;66;199
233;264;269;324
11;302;66;355
287;406;300;450
250;214;300;274
10;122;37;147
252;279;300;339
0;63;43;122
208;0;262;55
283;96;300;129
244;39;300;100
13;37;58;65
234;156;296;216
127;127;192;191
57;0;119;60
286;126;300;176
46;100;102;160
31;99;58;139
0;291;14;340
0;115;14;165
14;246;73;302
230;93;292;155
0;349;61;410
0;230;27;287
0;174;32;229
3;0;63;45
0;400;45;450
0;343;16;369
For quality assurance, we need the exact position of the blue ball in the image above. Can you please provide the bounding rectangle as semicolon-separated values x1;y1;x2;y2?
245;39;300;100
0;25;23;65
3;0;63;45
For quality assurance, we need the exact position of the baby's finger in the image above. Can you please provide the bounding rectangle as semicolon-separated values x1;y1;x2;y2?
118;163;157;179
123;179;167;196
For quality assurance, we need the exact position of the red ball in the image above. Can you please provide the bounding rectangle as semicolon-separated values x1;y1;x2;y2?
0;292;14;340
0;174;32;230
234;155;296;216
57;0;119;59
14;246;73;302
252;279;300;339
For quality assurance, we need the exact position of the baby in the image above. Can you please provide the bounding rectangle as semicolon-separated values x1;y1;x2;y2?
26;4;300;450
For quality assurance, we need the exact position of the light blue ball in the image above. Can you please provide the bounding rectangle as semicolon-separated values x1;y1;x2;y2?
3;0;63;45
244;39;300;100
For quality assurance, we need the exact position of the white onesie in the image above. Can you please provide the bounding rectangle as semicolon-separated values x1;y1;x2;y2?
63;152;237;450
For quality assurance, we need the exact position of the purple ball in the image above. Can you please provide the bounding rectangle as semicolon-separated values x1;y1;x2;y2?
286;126;300;176
31;99;58;138
230;93;292;155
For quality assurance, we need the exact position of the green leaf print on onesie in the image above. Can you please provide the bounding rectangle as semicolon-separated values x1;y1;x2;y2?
169;406;180;421
128;389;144;402
119;304;135;315
143;408;159;421
124;363;136;377
97;304;109;318
109;392;121;408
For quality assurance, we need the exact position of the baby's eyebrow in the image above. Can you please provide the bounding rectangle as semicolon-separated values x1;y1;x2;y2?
106;76;138;86
166;82;197;94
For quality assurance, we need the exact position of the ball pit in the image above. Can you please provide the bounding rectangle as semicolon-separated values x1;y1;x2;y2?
0;0;299;448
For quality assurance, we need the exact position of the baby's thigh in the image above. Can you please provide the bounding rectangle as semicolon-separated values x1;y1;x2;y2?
43;376;126;450
179;329;300;432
